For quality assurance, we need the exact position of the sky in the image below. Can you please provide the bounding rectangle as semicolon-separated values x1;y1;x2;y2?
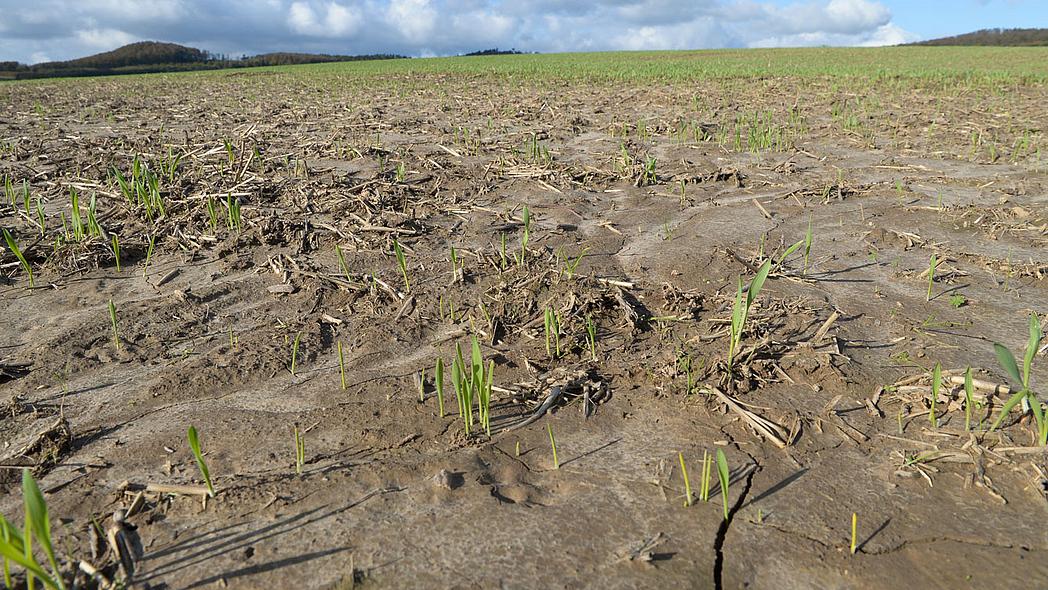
0;0;1044;64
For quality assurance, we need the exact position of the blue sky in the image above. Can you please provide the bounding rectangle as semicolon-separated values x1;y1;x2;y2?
0;0;1043;64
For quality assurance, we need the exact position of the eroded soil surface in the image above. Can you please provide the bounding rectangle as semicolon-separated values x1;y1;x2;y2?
1;63;1047;589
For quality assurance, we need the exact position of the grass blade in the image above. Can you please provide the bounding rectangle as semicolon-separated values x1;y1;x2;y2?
187;426;215;498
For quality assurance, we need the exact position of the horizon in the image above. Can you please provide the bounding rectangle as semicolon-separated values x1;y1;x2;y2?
0;0;1045;65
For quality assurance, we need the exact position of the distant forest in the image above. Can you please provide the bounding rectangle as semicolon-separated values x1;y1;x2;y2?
0;41;406;80
910;28;1048;47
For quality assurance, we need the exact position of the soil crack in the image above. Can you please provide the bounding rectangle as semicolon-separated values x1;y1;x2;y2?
713;463;758;590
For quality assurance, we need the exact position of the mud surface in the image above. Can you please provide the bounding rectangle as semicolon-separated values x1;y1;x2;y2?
1;63;1047;588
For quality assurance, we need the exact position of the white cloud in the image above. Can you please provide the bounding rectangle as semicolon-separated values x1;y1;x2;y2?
0;0;921;64
289;1;361;37
77;28;138;49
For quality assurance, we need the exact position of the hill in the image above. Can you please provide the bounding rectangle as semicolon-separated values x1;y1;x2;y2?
0;41;406;80
911;28;1048;47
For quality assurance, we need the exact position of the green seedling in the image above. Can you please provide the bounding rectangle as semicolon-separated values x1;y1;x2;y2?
963;366;974;431
395;162;406;183
585;315;598;361
228;325;237;347
700;450;712;502
86;194;103;238
418;368;426;402
548;423;559;469
0;471;65;590
851;513;858;555
338;341;347;390
290;332;302;376
3;229;33;288
930;362;941;428
561;248;588;279
499;233;508;271
642;157;658;185
776;239;804;271
447;335;494;435
35;197;44;236
293;424;305;475
949;294;967;308
519;206;531;265
226;194;241;231
989;314;1045;444
69;188;84;241
716;449;730;521
108;299;120;350
143;234;156;277
803;213;813;274
392;238;409;292
187;426;215;498
544;307;561;359
727;259;772;370
435;357;445;417
679;452;693;507
111;235;121;272
926;254;937;301
206;197;218;234
335;244;351;282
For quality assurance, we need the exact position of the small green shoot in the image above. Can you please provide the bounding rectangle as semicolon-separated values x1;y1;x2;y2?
802;213;813;274
2;229;33;288
519;205;531;265
544;307;561;359
547;423;559;469
338;341;347;390
392;238;409;292
108;299;120;350
727;259;772;370
111;235;121;272
851;513;858;555
926;254;937;301
963;366;974;432
716;449;730;521
435;357;445;417
700;450;712;502
989;314;1045;444
143;234;156;277
930;362;941;428
187;426;215;498
293;424;305;475
585;315;598;361
290;331;302;376
679;452;692;507
949;294;967;308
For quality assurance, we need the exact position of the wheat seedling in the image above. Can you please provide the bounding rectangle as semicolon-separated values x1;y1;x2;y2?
187;426;215;498
727;259;772;370
393;238;410;292
851;513;858;555
716;449;730;520
142;234;156;277
435;357;445;417
700;450;712;502
930;362;941;428
111;235;121;272
290;332;302;376
989;313;1045;444
802;213;813;275
518;206;531;265
963;366;975;431
293;424;305;475
548;423;559;469
926;254;937;301
2;229;33;288
0;471;65;590
585;315;598;361
338;341;347;390
544;307;561;359
108;299;120;350
679;452;693;507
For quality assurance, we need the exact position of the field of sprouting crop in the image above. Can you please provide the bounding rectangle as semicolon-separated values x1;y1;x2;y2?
1;47;1047;589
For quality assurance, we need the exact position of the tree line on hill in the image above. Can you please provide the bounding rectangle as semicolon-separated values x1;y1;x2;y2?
0;41;406;80
909;28;1048;47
